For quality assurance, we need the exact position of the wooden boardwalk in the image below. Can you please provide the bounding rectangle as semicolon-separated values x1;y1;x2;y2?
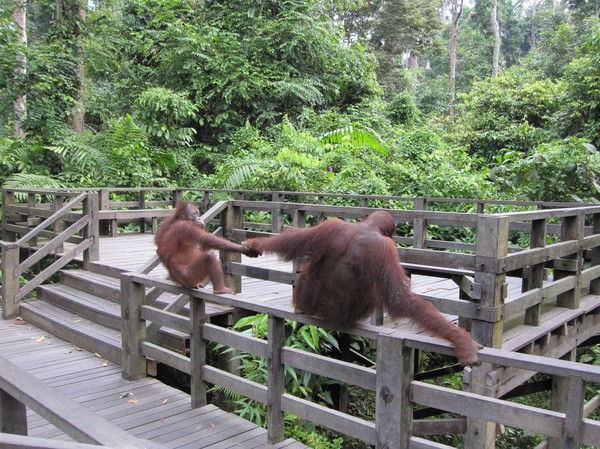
0;316;306;448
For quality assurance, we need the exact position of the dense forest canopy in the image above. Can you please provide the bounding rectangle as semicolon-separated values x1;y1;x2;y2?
0;0;599;202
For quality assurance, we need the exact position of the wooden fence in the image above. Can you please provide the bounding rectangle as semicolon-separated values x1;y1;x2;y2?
0;191;99;319
3;189;600;447
117;200;600;449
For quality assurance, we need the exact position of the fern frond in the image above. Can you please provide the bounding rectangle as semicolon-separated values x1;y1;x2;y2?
320;125;389;157
222;162;261;189
2;173;65;189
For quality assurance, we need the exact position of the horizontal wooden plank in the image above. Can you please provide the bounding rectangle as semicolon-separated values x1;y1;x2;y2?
281;393;377;445
411;381;564;438
282;347;376;391
0;354;165;448
0;433;118;449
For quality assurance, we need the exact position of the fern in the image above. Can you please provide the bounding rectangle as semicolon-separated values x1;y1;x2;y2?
320;125;389;157
2;173;65;189
221;162;261;189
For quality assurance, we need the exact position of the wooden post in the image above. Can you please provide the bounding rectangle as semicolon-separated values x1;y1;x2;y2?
0;389;27;435
27;193;37;247
2;190;16;241
548;350;580;449
465;214;509;449
221;202;243;293
120;273;147;380
471;214;508;348
292;210;306;276
524;218;547;326
173;189;184;205
465;364;497;449
267;316;285;443
413;197;428;249
53;195;65;253
138;190;147;233
376;333;414;449
82;194;99;270
98;188;110;235
555;213;584;309
1;243;20;319
271;192;285;233
190;296;207;408
591;213;600;295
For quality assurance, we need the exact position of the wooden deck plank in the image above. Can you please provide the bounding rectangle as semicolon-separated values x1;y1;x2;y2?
0;316;308;448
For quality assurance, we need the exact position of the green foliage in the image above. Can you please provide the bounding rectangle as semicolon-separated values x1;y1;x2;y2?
386;91;420;126
135;87;198;146
455;67;562;157
212;313;344;445
489;137;600;202
557;18;600;147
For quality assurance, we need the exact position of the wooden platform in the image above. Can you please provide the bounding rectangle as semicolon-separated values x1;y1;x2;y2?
0;316;306;448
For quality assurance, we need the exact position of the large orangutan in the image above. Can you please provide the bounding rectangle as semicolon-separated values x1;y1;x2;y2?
244;211;481;366
155;201;257;294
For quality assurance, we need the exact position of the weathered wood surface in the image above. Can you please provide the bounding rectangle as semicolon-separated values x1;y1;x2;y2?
93;234;596;349
0;317;307;449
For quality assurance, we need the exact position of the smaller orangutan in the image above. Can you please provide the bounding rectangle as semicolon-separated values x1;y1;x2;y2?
244;211;481;366
155;201;257;294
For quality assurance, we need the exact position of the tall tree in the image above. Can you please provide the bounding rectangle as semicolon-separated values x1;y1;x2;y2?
73;3;85;133
491;0;500;76
449;0;464;107
13;0;26;137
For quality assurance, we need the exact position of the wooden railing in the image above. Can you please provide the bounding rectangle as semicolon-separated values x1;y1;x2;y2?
2;187;593;238
0;191;99;319
118;200;600;449
120;271;600;449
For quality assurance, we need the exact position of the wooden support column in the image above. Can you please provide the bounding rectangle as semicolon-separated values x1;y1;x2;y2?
555;213;584;309
27;193;37;247
138;190;147;233
267;316;285;444
413;197;428;249
465;214;509;449
591;213;600;295
548;350;581;449
1;243;20;319
82;194;99;269
190;296;207;408
98;189;110;236
173;189;184;205
465;364;497;449
221;202;243;293
120;273;147;381
53;195;65;253
471;214;508;348
524;218;547;326
271;192;285;233
2;190;16;241
0;389;27;436
376;333;414;449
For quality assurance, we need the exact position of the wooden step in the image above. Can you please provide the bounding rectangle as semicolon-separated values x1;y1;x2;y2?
60;270;121;303
36;283;190;354
19;299;122;364
37;283;121;330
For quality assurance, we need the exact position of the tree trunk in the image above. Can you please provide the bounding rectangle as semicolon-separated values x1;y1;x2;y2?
73;4;86;133
13;0;27;138
449;0;463;110
491;0;500;77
